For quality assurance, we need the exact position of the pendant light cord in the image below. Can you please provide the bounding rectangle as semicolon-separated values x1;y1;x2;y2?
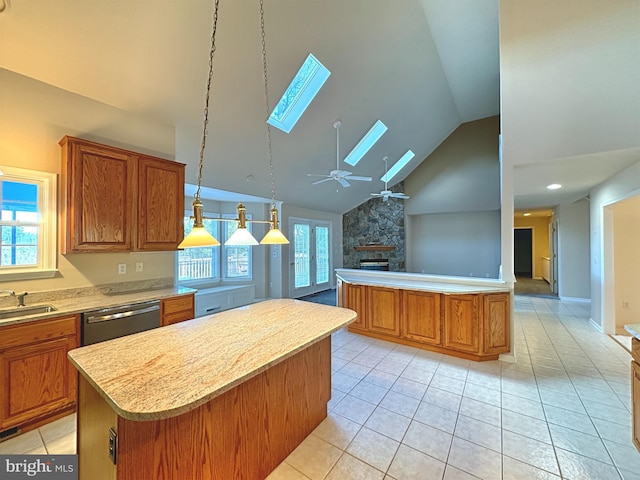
259;0;277;209
196;0;221;201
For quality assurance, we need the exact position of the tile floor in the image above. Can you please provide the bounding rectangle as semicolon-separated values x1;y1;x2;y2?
2;295;639;479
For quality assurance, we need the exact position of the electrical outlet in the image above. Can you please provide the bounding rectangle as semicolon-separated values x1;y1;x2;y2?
118;263;126;274
623;301;630;309
135;262;143;272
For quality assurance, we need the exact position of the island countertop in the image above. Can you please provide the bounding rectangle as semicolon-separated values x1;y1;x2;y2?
336;268;512;294
625;324;640;340
67;299;356;421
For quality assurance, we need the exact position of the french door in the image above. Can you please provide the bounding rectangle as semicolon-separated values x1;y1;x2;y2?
288;218;332;298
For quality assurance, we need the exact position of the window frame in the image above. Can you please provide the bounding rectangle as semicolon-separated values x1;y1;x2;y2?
221;213;253;281
0;166;57;280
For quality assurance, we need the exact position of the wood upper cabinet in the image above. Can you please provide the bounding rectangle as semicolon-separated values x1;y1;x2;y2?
60;137;136;252
161;294;195;326
402;290;441;346
137;156;184;251
443;294;480;354
633;360;640;453
367;286;400;337
483;293;510;355
343;283;367;330
0;315;79;432
59;136;185;253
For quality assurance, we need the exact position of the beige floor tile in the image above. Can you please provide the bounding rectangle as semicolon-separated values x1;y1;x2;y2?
430;373;466;395
502;430;559;475
266;462;311;479
387;444;445;480
363;369;398;389
350;381;389;405
413;401;458;434
459;396;501;427
555;449;622;480
462;382;501;407
312;412;362;450
423;386;462;412
378;391;420;418
285;434;342;480
403;420;452;462
447;437;501;480
603;438;640;473
0;430;44;454
333;394;377;425
364;407;411;442
443;465;481;479
390;377;429;399
325;453;385;480
542;404;598;436
346;427;399;473
45;431;76;455
501;409;552;444
501;392;545;420
454;414;501;453
548;423;611;464
39;414;76;444
502;454;560;479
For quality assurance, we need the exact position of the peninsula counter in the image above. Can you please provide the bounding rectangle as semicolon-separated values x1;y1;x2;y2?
68;299;356;480
336;269;512;361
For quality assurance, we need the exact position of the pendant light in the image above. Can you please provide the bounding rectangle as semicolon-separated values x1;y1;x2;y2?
179;0;289;249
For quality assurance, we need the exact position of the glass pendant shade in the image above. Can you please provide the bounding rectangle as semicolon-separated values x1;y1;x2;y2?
225;228;259;246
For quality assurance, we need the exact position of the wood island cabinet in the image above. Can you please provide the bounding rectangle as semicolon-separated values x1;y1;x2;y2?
402;290;441;346
160;294;195;326
0;315;79;435
339;282;510;361
633;360;640;452
367;286;401;336
59;136;184;253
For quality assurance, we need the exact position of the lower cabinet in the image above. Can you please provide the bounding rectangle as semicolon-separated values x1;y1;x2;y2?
161;294;195;326
0;315;79;433
402;290;441;346
339;283;510;361
367;286;400;336
633;360;640;452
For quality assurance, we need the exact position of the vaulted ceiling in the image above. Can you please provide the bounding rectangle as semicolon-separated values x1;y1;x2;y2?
1;0;638;214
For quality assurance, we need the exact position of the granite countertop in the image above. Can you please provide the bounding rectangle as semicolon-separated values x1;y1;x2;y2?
335;268;511;294
0;285;196;327
624;324;640;340
67;299;356;421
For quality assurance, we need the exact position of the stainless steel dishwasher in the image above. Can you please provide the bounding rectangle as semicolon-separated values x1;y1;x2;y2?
81;300;161;346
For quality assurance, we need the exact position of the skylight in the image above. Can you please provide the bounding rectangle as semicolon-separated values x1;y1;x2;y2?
381;150;415;183
267;54;330;134
344;120;388;166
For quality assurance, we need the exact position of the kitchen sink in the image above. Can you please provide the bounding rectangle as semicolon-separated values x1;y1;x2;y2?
0;304;57;320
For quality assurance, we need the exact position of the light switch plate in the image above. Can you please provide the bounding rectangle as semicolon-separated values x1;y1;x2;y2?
118;264;126;274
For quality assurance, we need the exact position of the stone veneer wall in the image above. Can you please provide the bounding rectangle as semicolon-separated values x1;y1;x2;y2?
343;182;406;271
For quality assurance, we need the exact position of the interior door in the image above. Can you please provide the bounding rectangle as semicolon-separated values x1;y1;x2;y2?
514;228;533;278
288;218;332;298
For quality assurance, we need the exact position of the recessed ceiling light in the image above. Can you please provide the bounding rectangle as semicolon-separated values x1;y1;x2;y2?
547;184;562;190
523;212;531;217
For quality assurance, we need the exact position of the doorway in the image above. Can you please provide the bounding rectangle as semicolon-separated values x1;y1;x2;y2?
514;228;533;277
288;218;332;298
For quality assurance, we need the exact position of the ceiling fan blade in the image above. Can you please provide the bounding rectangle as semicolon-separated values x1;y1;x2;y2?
312;177;333;185
370;193;382;197
333;170;352;177
345;175;372;182
392;193;410;199
338;178;350;188
307;173;330;177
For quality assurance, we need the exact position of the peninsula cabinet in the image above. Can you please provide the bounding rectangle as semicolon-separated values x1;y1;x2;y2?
59;136;184;253
339;283;510;361
633;360;640;452
0;315;79;435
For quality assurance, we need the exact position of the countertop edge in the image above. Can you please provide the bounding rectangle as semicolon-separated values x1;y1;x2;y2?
624;324;640;340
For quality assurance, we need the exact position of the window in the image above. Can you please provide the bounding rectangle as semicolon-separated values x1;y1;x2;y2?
222;214;252;279
177;214;220;283
268;54;331;134
0;166;56;279
177;211;253;284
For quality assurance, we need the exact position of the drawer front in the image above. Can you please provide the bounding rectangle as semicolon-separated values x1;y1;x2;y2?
162;295;194;315
0;315;78;350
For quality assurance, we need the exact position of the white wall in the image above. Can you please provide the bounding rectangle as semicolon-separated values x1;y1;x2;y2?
0;69;177;293
407;210;501;278
591;160;640;332
556;199;591;300
613;196;640;328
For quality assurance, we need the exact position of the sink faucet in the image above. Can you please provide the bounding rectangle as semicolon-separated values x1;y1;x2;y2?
16;292;28;307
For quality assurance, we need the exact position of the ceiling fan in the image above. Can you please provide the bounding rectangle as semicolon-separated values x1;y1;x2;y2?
307;120;372;188
371;156;410;202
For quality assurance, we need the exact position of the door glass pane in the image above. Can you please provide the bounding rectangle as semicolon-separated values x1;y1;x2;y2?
316;226;329;285
294;223;310;288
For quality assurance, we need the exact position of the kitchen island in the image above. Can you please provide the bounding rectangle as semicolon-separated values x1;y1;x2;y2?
336;269;512;361
624;324;640;453
67;299;356;480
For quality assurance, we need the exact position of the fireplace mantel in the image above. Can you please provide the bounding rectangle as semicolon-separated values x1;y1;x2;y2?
354;245;395;251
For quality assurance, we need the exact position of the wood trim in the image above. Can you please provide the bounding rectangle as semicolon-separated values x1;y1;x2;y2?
111;337;330;480
632;338;640;364
354;245;395;251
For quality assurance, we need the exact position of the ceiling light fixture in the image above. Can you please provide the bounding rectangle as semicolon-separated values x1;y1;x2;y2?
546;183;562;190
179;0;289;249
523;212;531;217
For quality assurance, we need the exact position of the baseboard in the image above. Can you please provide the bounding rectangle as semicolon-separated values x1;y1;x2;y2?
499;352;516;363
559;296;591;304
589;318;603;333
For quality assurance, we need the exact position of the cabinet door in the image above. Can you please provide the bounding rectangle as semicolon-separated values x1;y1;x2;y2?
402;290;441;345
443;294;480;353
161;294;195;326
344;283;367;330
137;156;185;251
367;286;400;337
0;336;77;430
633;361;640;453
483;293;510;355
61;137;135;252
